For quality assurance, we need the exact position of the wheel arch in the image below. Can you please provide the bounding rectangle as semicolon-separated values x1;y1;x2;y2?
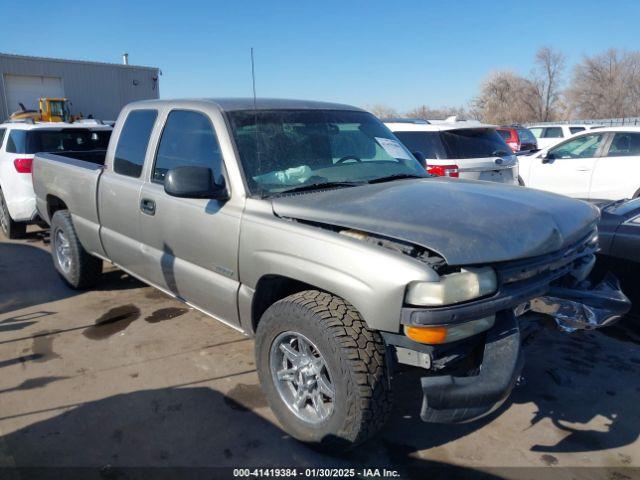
250;274;318;333
46;194;68;223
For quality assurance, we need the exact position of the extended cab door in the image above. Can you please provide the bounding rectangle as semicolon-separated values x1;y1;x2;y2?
527;132;607;199
98;109;158;276
590;132;640;200
138;109;242;327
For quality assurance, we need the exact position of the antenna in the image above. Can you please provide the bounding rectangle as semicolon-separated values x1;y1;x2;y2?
251;47;257;109
251;47;262;187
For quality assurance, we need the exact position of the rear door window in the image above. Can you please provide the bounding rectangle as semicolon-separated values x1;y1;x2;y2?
152;110;224;184
392;131;447;159
438;128;511;159
606;132;640;157
114;109;158;178
542;127;564;138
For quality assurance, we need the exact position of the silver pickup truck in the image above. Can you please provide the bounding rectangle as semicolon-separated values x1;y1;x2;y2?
32;99;630;450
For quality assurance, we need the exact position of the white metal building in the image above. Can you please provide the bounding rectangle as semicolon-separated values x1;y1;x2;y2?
0;53;160;122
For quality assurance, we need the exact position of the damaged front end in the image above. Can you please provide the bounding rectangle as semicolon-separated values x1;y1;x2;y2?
528;272;630;332
392;229;631;424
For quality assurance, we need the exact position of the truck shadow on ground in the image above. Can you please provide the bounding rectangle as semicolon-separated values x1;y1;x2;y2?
1;320;637;476
0;242;145;316
0;385;502;479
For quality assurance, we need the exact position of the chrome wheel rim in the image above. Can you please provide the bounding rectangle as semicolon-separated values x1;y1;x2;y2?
270;331;335;424
54;228;72;273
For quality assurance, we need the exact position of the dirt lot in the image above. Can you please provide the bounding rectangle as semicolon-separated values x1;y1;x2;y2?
1;228;639;479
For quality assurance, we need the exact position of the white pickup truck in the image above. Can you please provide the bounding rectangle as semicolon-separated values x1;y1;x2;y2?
32;98;630;450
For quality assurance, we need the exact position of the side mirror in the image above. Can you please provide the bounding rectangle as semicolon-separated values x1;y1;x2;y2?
164;166;229;200
541;152;555;164
412;151;426;166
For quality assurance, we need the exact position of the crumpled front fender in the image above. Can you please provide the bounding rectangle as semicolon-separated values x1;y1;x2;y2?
529;273;631;332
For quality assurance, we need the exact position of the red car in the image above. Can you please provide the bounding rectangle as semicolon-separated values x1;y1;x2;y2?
497;126;538;153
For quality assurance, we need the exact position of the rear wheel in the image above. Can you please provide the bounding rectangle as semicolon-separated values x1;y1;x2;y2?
255;290;392;451
0;188;26;239
51;210;102;289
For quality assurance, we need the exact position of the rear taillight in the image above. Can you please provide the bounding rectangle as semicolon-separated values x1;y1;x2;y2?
507;141;520;152
427;163;459;178
14;158;33;173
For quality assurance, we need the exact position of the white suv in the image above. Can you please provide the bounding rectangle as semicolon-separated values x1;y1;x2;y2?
528;124;603;150
519;126;640;200
385;118;518;185
0;121;112;238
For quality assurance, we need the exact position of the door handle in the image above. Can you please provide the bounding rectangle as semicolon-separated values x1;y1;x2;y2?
576;167;591;172
140;198;156;215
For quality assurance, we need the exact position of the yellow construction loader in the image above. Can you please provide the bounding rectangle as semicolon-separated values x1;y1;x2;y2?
9;98;82;123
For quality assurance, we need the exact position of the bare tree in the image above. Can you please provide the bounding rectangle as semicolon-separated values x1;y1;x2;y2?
527;47;566;121
364;104;398;119
472;70;537;124
405;105;468;121
567;49;640;118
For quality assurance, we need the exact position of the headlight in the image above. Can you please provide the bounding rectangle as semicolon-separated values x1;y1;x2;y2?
405;267;498;306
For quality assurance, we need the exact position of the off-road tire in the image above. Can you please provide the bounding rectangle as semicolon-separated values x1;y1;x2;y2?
0;188;26;239
51;210;102;289
255;290;392;451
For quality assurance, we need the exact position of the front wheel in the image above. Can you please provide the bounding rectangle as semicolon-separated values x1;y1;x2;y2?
50;210;102;289
255;290;392;451
0;188;26;239
518;176;525;186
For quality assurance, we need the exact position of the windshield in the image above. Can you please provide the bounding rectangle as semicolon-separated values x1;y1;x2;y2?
228;109;426;195
7;129;112;154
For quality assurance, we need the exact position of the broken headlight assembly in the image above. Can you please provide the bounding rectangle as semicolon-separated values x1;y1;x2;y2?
405;267;498;307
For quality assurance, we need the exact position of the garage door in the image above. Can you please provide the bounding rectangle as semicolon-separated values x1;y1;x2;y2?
4;74;65;114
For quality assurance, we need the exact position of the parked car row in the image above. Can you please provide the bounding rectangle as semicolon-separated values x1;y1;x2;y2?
23;98;630;450
528;123;602;150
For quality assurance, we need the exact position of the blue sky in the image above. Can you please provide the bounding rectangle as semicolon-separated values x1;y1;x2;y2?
4;0;640;111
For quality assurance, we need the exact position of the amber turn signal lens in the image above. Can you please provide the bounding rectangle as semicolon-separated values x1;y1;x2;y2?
404;325;448;344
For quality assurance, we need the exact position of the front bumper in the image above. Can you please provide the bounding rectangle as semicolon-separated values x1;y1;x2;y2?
401;259;630;424
420;310;523;423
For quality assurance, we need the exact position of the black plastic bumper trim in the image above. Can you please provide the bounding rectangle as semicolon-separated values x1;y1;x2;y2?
420;310;523;423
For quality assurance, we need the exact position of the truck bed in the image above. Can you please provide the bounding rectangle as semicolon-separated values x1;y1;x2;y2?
33;151;107;256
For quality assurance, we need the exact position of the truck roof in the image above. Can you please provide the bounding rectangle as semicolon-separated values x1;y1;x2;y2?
127;98;365;113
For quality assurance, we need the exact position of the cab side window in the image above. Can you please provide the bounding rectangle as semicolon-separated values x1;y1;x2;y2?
152;110;223;184
607;132;640;157
548;133;605;159
114;109;158;178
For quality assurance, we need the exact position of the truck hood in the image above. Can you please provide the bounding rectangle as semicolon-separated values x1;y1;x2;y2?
271;177;599;266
